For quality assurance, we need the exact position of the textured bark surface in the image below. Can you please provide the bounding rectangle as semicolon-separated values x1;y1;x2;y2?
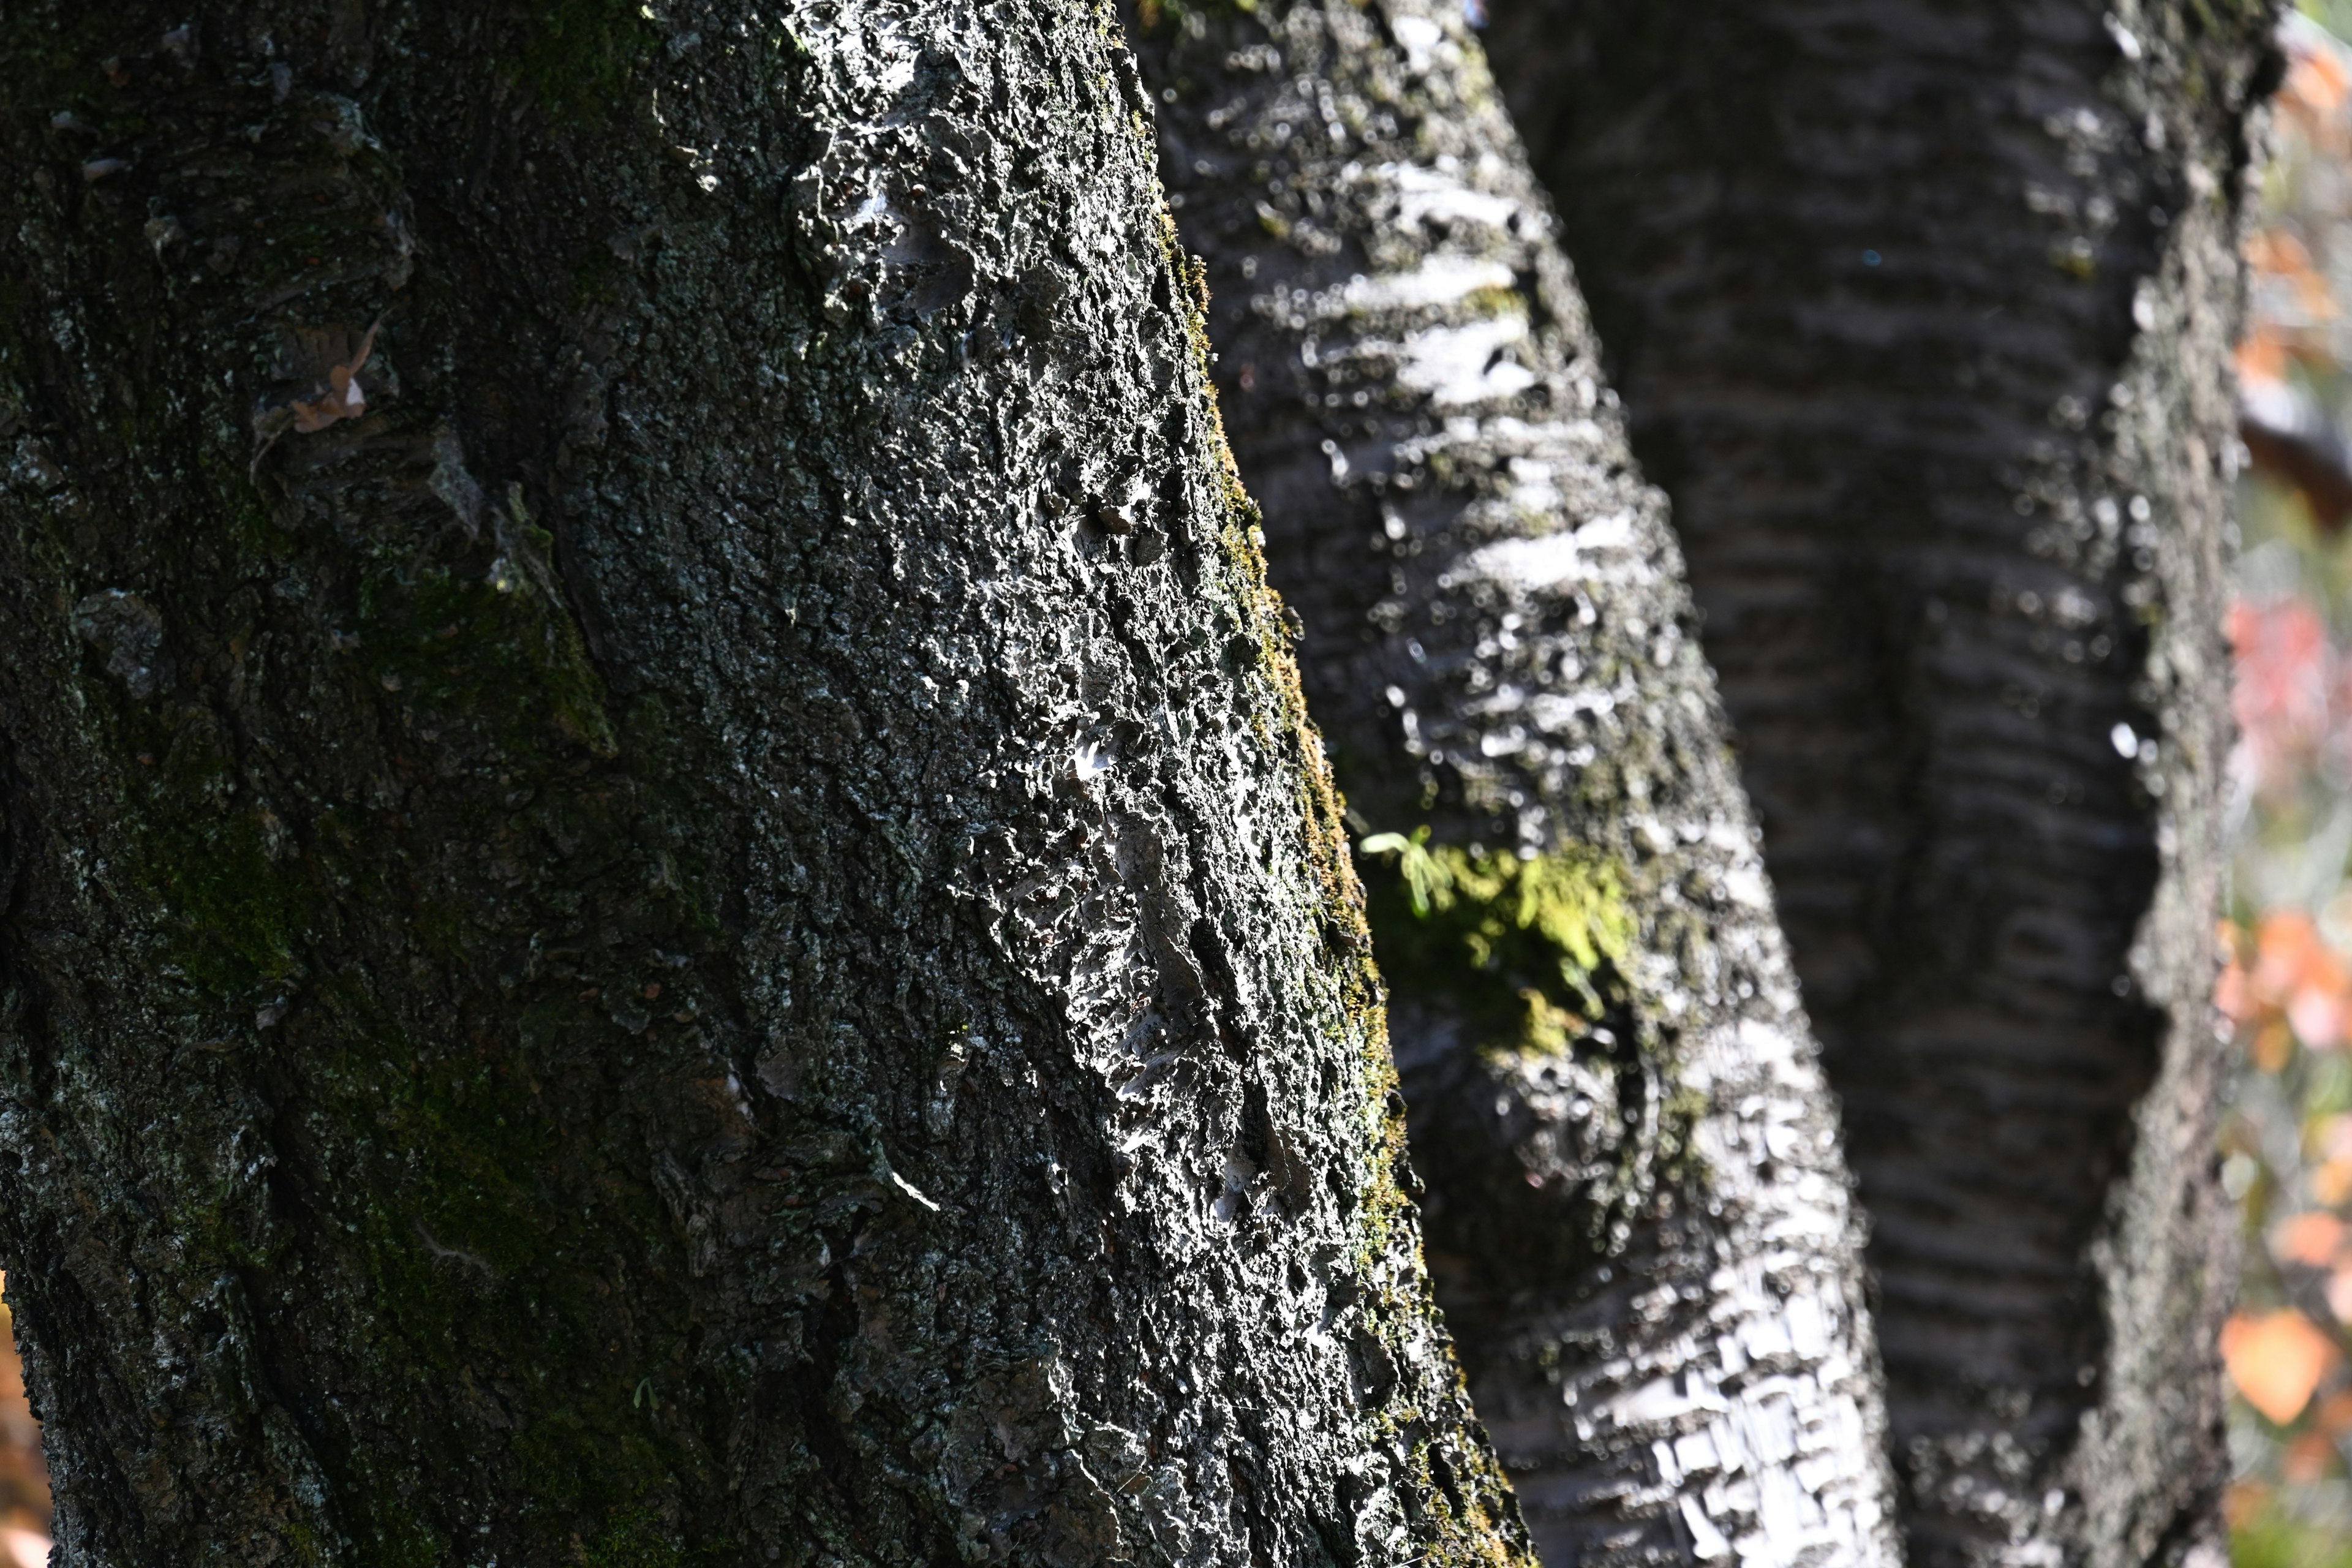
0;3;1534;1565
1129;4;1898;1565
1484;4;2273;1566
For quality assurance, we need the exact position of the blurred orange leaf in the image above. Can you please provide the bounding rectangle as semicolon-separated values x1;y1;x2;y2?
2258;1020;2297;1073
2240;329;2294;386
2318;1161;2352;1209
2251;228;2320;277
2290;47;2351;123
2225;1310;2341;1423
2277;1212;2348;1267
2248;227;2342;320
2258;910;2330;994
2253;910;2352;1048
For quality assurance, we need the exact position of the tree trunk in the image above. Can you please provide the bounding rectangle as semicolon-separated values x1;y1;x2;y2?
1129;5;1898;1564
1482;4;2274;1566
0;3;1534;1564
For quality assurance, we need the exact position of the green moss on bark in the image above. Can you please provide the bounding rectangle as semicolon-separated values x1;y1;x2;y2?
1358;830;1634;1055
503;3;662;121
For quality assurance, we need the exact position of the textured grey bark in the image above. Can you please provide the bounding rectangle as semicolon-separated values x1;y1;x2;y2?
1483;4;2273;1567
1128;5;1899;1566
0;3;1536;1565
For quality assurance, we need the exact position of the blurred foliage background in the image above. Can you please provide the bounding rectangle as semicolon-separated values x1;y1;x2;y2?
0;1289;48;1566
2218;9;2352;1566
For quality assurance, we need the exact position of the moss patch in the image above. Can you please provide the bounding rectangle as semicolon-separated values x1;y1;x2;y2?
502;2;661;122
1401;1431;1529;1568
582;1504;687;1568
358;487;618;760
1357;827;1634;1057
148;807;304;1000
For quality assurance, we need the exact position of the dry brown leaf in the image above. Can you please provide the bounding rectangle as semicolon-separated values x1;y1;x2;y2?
287;320;378;434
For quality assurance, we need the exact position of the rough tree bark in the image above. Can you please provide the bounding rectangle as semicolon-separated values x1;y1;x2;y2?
0;2;1536;1564
1128;4;1898;1564
1483;4;2275;1566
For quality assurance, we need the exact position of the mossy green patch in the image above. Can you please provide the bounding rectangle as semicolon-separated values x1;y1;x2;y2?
1153;206;1219;382
144;806;304;1001
69;387;321;1012
303;989;705;1562
344;1487;448;1568
503;2;662;122
1460;284;1525;320
1360;830;1711;1217
582;1504;686;1568
358;490;617;761
1400;1433;1529;1568
0;10;128;117
1358;827;1634;1055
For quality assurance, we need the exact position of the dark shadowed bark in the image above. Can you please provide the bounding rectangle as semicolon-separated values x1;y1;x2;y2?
0;3;1536;1564
1483;3;2275;1566
1128;3;1899;1564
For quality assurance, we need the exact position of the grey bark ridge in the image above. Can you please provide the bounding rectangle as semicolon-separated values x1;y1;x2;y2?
0;2;1530;1565
1482;2;2272;1566
1126;3;1901;1566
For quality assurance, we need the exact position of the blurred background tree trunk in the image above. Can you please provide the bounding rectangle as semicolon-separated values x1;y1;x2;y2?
1131;2;1899;1564
1482;2;2278;1566
0;2;1531;1563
